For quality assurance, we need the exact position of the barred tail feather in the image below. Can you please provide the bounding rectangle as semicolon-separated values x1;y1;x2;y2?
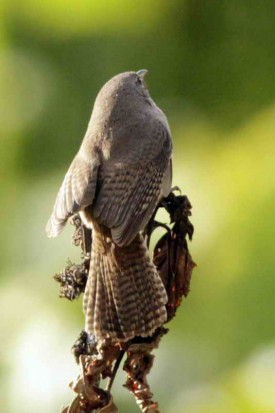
83;231;167;341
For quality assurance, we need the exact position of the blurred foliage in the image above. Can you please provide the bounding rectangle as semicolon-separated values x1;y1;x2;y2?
0;1;275;413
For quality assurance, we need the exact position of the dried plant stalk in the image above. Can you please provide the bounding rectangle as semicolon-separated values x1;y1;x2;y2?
53;190;196;413
123;327;167;413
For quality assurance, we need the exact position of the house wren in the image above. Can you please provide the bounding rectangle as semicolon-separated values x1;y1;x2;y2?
46;70;173;341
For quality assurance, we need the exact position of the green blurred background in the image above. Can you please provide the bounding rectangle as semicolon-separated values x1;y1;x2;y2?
1;1;275;412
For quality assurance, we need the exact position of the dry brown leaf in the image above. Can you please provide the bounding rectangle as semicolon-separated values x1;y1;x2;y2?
153;194;196;321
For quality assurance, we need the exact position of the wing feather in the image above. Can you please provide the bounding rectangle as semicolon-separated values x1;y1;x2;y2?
93;132;171;246
46;153;99;238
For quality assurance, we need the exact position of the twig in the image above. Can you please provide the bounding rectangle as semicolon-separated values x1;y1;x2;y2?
106;349;126;393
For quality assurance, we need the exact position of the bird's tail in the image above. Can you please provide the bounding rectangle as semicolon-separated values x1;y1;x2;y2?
83;231;167;341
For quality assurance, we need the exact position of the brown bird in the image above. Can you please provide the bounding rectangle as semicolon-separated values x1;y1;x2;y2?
46;70;173;341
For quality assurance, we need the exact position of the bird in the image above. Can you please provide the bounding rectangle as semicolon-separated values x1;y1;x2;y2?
46;70;173;342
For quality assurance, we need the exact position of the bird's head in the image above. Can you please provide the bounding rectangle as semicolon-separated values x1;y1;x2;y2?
94;69;150;109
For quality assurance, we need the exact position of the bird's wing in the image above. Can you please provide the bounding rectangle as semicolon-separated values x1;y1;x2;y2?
46;153;99;238
93;128;172;246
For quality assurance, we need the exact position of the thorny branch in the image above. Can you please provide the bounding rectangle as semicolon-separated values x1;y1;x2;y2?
54;189;196;413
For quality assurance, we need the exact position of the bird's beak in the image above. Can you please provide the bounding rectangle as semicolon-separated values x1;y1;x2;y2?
136;69;148;78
